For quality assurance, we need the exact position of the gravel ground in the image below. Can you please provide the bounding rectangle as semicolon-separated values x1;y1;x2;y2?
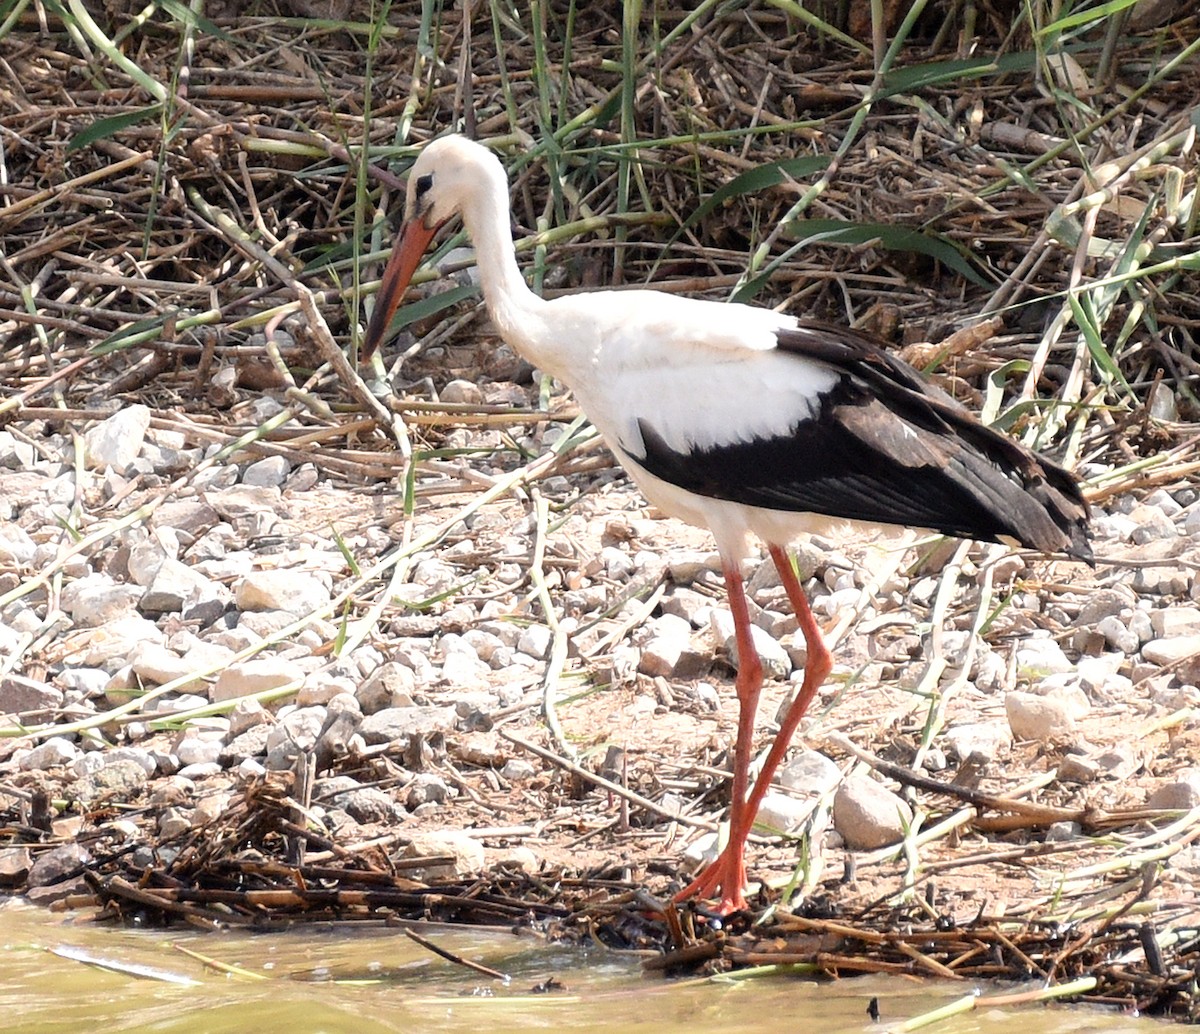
4;344;1200;923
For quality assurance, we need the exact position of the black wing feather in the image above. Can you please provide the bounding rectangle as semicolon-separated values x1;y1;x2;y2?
629;321;1092;561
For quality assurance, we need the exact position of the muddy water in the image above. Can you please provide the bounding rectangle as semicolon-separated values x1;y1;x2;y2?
0;901;1165;1033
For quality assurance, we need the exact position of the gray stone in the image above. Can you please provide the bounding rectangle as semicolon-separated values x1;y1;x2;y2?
358;705;458;746
0;675;63;719
330;786;401;824
832;775;912;850
356;661;417;714
1147;772;1200;810
710;609;791;679
242;455;290;488
20;737;79;770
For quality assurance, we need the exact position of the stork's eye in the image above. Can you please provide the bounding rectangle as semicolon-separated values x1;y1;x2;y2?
415;173;434;196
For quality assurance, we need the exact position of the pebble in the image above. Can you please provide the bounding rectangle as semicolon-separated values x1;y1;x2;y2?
83;405;150;472
141;558;226;615
1143;635;1200;666
778;749;842;797
402;831;485;879
211;658;305;702
709;609;791;679
1147;772;1200;810
242;456;290;488
832;775;912;850
1005;691;1077;742
756;791;812;833
20;737;80;770
356;662;416;714
0;675;64;718
358;705;458;746
236;569;330;617
517;623;554;660
1015;636;1074;676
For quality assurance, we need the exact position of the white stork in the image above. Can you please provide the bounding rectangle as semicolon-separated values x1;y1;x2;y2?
362;134;1092;915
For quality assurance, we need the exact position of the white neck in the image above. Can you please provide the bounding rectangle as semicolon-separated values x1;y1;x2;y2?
459;184;553;370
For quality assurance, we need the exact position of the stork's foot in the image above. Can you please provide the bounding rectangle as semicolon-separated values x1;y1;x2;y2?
674;844;749;915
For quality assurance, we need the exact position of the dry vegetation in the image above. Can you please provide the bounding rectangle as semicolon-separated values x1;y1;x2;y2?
2;0;1200;1022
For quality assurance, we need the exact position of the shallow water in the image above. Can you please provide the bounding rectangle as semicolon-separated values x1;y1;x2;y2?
0;901;1167;1033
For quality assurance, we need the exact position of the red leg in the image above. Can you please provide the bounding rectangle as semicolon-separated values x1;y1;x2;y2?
674;557;762;913
738;544;833;828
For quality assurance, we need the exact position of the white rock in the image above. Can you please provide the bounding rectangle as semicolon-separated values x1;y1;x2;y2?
236;569;330;617
1005;691;1076;742
211;658;305;702
832;776;912;850
1143;635;1200;666
175;737;224;767
501;758;537;781
1152;607;1200;639
1015;636;1074;676
141;557;226;615
755;791;812;833
710;609;791;679
61;574;142;627
1096;615;1139;654
402;831;485;879
0;525;36;566
83;405;151;472
241;456;290;488
778;749;842;797
517;623;553;660
20;737;80;770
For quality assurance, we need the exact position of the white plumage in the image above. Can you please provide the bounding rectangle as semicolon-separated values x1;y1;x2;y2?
364;134;1091;914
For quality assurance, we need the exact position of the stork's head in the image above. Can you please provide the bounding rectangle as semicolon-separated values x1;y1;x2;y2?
362;136;505;357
